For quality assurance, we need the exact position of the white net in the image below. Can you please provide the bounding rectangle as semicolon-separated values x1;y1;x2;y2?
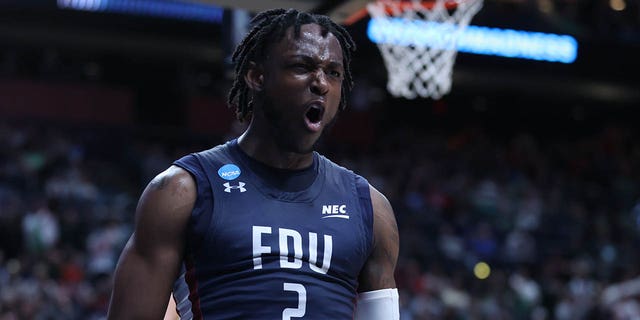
367;0;483;99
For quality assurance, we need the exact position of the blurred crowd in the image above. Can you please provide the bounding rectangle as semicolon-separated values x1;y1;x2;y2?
1;118;640;319
355;126;640;319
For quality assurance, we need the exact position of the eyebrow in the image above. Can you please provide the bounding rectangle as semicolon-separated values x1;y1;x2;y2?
286;54;343;68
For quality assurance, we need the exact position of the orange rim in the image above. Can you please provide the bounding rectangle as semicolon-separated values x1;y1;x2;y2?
343;0;460;26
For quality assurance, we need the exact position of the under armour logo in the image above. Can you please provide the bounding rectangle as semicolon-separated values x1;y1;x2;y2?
223;181;247;193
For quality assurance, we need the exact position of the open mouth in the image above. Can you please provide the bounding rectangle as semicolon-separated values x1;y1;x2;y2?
305;104;324;125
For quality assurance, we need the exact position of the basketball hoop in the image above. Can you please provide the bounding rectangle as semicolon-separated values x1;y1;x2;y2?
366;0;483;99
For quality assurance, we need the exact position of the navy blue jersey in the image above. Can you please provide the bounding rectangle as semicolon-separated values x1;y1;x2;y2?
172;140;374;319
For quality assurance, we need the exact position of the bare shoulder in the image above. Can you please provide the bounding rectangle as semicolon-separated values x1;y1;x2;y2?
368;185;398;246
133;165;197;247
142;165;196;211
146;165;196;199
369;185;394;222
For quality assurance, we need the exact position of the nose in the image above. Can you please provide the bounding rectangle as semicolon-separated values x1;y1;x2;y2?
310;69;329;96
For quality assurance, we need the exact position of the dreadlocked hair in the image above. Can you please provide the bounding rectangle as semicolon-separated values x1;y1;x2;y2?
227;8;356;122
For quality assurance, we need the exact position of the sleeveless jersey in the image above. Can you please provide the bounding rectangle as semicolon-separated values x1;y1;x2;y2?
172;140;374;319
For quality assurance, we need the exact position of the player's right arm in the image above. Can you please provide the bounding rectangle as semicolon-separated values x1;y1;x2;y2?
107;165;196;320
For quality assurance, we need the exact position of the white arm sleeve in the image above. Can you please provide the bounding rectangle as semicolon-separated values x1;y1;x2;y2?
354;288;400;320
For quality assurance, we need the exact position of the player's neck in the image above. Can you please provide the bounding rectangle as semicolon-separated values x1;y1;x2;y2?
237;130;314;170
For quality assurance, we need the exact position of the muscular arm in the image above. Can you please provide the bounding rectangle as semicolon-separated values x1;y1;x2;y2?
108;165;196;320
358;185;399;292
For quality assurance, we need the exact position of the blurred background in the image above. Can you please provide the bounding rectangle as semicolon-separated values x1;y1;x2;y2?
1;0;640;319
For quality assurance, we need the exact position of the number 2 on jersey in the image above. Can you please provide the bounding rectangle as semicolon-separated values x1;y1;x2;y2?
283;283;306;319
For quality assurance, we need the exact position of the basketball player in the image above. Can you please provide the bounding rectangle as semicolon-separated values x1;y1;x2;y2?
107;8;399;319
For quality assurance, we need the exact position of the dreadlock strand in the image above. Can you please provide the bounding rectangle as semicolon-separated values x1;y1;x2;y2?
232;19;272;65
293;11;304;37
233;36;268;118
228;17;280;119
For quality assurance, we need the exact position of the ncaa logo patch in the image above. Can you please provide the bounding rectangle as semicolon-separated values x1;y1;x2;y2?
218;164;241;181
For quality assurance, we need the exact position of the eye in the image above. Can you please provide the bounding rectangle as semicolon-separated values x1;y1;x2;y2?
328;69;342;78
291;64;311;73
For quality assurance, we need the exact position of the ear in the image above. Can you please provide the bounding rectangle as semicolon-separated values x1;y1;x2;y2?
244;61;264;91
